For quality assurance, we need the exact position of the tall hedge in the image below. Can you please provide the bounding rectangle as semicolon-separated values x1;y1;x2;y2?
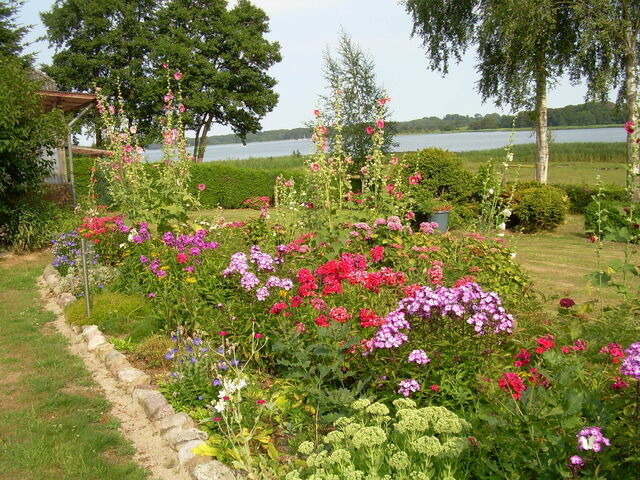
73;158;305;209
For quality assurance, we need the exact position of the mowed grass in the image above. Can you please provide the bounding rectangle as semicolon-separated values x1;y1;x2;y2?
510;215;640;306
0;253;148;480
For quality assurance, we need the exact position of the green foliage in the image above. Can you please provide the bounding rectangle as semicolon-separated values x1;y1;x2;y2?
153;0;282;161
0;0;28;59
401;148;475;215
192;163;305;209
0;56;67;226
0;199;76;252
65;291;161;342
509;184;569;233
556;183;627;213
41;0;159;143
584;200;640;242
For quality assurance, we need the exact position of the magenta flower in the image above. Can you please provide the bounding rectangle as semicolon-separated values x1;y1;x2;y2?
577;426;610;452
559;298;575;308
620;342;640;380
198;183;206;191
365;126;375;135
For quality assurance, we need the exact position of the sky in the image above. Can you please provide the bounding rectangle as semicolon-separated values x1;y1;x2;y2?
17;0;591;137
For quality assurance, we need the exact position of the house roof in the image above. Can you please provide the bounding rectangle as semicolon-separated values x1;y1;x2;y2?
39;90;96;113
71;146;112;157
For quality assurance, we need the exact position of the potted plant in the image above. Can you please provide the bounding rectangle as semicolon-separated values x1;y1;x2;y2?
426;200;452;232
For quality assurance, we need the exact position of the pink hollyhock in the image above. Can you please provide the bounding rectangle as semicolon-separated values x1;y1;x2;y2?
174;71;183;80
376;119;385;129
378;97;390;105
624;121;635;134
389;157;399;165
310;163;320;172
409;176;420;185
365;126;375;135
313;109;320;117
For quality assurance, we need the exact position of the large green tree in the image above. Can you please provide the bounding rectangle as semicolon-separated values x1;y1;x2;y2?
571;0;640;200
320;30;396;174
0;0;66;223
0;0;27;60
405;0;578;184
153;0;282;161
41;0;158;144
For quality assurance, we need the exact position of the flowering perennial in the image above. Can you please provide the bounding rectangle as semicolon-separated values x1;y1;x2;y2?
620;342;640;380
371;282;514;350
577;426;610;452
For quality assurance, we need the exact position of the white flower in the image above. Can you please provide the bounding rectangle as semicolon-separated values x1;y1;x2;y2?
498;222;506;230
488;188;494;195
119;243;126;248
127;228;138;242
506;153;514;162
213;399;226;413
510;252;517;258
500;209;512;217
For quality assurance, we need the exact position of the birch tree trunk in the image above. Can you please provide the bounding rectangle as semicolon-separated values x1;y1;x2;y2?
623;10;639;201
535;73;549;184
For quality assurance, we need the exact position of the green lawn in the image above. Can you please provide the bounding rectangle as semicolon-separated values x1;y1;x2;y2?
510;215;639;306
0;253;148;480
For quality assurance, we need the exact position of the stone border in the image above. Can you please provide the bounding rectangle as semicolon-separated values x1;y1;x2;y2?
42;264;238;480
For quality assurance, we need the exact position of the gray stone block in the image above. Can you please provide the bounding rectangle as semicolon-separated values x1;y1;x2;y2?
166;428;208;450
58;292;77;308
178;439;207;465
156;412;196;436
191;460;238;480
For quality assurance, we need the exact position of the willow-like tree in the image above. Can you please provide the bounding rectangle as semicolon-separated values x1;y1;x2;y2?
405;0;577;183
153;0;281;162
571;0;640;200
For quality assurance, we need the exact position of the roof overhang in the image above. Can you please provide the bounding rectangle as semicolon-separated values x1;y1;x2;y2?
39;90;96;113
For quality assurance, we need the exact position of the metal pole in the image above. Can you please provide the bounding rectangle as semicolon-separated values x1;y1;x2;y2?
67;104;95;207
80;237;91;317
68;132;77;206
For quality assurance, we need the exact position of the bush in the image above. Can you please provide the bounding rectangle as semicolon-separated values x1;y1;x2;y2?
584;200;640;241
65;291;161;341
190;163;305;209
401;148;475;216
0;199;77;252
510;184;569;233
554;183;627;213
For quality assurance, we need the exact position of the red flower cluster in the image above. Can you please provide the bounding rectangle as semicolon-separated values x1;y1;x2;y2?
329;306;351;323
514;348;531;367
600;343;625;364
242;196;270;210
78;215;121;242
280;233;316;255
561;339;588;354
359;308;384;328
611;377;629;390
498;372;527;400
370;246;385;263
535;334;555;354
297;268;318;297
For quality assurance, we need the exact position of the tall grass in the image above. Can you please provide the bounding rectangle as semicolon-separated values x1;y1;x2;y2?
458;142;626;165
216;154;307;170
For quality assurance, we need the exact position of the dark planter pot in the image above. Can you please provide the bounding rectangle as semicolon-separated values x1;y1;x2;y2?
428;210;450;233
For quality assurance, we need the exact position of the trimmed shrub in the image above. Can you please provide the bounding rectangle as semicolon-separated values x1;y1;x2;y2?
554;183;627;213
401;148;475;215
510;184;569;233
584;200;640;241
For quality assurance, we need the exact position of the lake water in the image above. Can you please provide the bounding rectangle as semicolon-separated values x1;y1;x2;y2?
144;127;626;163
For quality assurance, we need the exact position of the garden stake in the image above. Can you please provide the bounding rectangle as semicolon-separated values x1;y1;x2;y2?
80;237;91;317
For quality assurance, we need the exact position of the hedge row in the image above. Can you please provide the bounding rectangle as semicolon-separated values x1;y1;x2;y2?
553;183;627;214
72;157;305;209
